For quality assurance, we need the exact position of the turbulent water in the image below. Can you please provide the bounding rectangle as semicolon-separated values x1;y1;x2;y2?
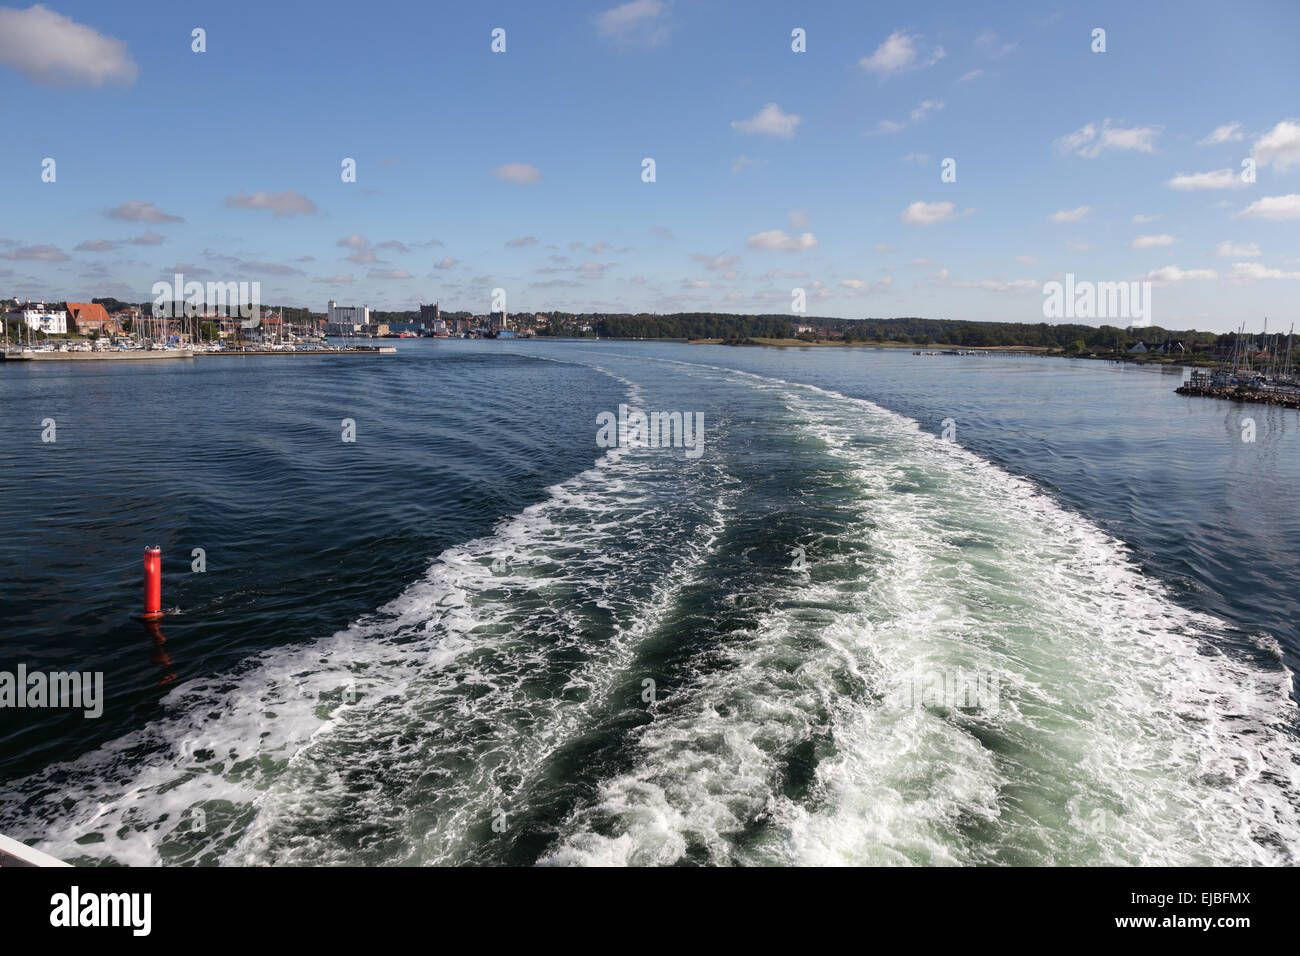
1;340;1297;866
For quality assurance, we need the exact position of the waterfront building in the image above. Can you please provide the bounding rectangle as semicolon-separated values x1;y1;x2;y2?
327;299;370;330
66;302;122;336
6;301;67;334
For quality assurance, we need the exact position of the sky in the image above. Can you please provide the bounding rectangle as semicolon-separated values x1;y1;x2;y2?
0;0;1297;332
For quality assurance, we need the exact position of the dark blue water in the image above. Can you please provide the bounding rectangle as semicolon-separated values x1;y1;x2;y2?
1;340;1296;865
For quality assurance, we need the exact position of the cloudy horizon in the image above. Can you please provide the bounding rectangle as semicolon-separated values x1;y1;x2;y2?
1;1;1297;332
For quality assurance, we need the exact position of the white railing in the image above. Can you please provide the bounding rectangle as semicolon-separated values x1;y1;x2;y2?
0;833;69;867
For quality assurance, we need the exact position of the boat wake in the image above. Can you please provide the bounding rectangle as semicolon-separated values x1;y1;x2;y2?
2;354;1295;866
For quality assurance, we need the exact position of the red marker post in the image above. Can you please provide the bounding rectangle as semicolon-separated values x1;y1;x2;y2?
142;546;163;618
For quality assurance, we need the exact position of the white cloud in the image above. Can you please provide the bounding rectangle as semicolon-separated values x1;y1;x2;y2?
105;200;183;223
576;261;613;278
691;253;741;271
1166;169;1247;190
336;234;368;250
1226;261;1300;281
1139;265;1218;284
224;190;319;217
312;274;355;284
970;279;1037;292
732;103;801;138
909;100;944;123
0;4;138;87
957;69;985;83
974;29;1016;57
1235;194;1300;220
788;210;811;229
1199;122;1243;145
866;119;906;136
1132;213;1158;223
1131;234;1176;249
1049;206;1090;223
491;163;542;185
1;243;68;261
1215;241;1260;258
506;236;539;248
730;155;770;173
929;268;1036;292
434;257;459;269
746;229;818;251
595;0;670;45
838;277;893;295
1054;121;1160;158
239;261;305;277
868;100;942;136
900;200;957;225
1252;120;1300;171
75;239;116;252
900;152;931;165
368;269;412;280
858;31;945;76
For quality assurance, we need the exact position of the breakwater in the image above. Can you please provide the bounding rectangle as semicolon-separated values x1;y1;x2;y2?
1176;381;1300;408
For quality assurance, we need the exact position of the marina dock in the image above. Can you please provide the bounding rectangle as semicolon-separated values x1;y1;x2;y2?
2;349;193;361
2;346;396;362
1176;374;1300;409
1174;323;1299;408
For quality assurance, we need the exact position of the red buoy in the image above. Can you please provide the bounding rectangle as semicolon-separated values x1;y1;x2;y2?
142;546;163;618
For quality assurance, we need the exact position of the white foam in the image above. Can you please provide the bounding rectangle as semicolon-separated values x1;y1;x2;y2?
0;361;734;866
542;358;1300;866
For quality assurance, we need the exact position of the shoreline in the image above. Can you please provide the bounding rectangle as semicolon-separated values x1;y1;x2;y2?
1;346;397;362
1175;382;1300;409
687;337;1219;369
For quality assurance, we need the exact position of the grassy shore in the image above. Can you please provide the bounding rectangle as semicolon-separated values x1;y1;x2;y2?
686;337;1225;367
688;337;1053;351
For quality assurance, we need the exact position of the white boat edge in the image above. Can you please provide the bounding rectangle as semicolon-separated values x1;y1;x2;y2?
0;833;70;867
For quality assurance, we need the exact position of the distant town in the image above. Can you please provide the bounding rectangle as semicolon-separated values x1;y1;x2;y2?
3;294;1295;376
1;297;565;350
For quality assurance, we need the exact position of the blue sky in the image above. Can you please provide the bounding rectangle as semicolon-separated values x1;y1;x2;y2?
1;0;1297;331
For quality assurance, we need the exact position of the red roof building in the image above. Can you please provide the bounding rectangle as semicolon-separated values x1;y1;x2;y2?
66;302;122;335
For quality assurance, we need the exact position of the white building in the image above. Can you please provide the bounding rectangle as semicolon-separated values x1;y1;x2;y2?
326;299;370;330
6;302;68;335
